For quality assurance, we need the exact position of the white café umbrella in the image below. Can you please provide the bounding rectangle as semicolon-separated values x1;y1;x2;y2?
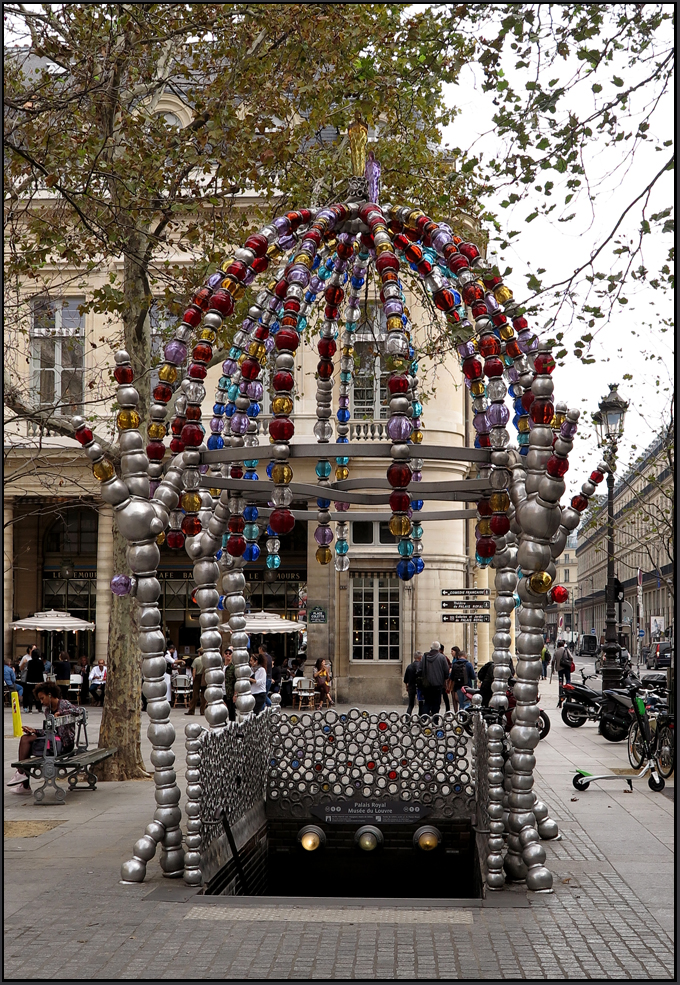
225;610;302;635
9;609;95;632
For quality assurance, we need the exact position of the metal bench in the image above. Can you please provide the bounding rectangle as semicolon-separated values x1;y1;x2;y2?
10;708;117;804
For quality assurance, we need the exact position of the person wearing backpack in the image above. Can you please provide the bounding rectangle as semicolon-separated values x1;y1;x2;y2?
553;640;571;707
449;650;477;711
540;642;551;680
420;642;450;719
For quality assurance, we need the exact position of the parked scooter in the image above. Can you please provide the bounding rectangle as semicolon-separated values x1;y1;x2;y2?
562;667;666;742
561;669;603;728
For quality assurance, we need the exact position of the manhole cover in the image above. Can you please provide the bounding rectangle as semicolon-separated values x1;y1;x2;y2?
4;820;66;839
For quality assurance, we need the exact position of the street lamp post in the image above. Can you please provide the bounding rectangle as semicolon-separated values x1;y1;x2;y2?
592;384;629;691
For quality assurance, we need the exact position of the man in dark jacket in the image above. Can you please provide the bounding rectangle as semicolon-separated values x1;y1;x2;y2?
403;652;423;716
420;642;450;719
449;651;477;710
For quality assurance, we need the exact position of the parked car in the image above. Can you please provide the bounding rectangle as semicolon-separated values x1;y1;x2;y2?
647;641;672;670
579;634;598;659
594;647;630;675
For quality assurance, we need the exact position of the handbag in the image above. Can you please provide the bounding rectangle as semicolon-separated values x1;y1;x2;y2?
570;660;575;673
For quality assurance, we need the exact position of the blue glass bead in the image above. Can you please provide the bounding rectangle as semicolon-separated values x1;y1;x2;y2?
409;262;418;272
359;250;370;261
512;415;520;430
312;255;321;270
271;320;280;333
335;456;349;466
451;290;462;306
244;460;259;469
243;471;259;481
412;524;423;539
315;461;332;479
267;525;276;537
514;592;521;608
346;322;358;333
504;355;514;367
213;403;225;415
243;544;261;562
411;362;419;373
317;498;331;509
517;567;524;580
350;276;364;289
508;384;517;398
207;435;224;450
398;540;414;557
229;346;241;360
215;549;223;561
225;403;236;418
266;554;281;570
519;445;529;456
408;346;415;359
336;436;349;444
411;500;424;511
319;267;332;281
518;432;530;446
243;506;259;522
325;257;334;269
412;401;423;418
414;557;425;574
266;462;275;478
219;376;230;389
222;534;229;548
396;559;416;581
305;291;315;304
474;436;481;449
335;540;349;555
217;595;226;610
298;316;307;331
244;523;260;540
227;384;239;401
336;408;350;423
247;402;260;417
340;371;352;383
402;315;408;326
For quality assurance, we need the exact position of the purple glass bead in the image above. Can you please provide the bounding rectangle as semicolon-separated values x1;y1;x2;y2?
243;267;257;287
473;413;490;433
273;216;290;234
309;275;323;294
560;420;578;438
507;367;520;383
457;340;476;358
412;471;422;482
412;417;422;429
207;271;224;288
338;395;350;409
288;265;311;287
210;417;224;433
314;525;334;546
317;208;335;223
488;403;510;426
199;464;209;474
149;479;160;497
338;232;352;245
164;340;187;365
407;508;413;518
334;501;350;512
247;381;264;400
485;292;500;313
242;318;256;333
518;330;537;354
268;295;281;311
387;416;413;441
110;574;131;597
383;299;404;318
230;412;249;435
264;337;275;353
278;234;296;250
239;380;248;392
464;377;472;390
334;259;348;274
431;229;451;254
438;222;453;237
222;359;238;375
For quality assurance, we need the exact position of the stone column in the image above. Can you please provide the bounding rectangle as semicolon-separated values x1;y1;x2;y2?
474;564;490;666
95;504;114;664
4;502;14;662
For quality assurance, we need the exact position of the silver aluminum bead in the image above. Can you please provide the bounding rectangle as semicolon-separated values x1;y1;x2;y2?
100;479;131;507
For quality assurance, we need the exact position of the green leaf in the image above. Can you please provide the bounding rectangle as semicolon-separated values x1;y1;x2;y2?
612;76;624;87
525;211;538;223
591;83;603;93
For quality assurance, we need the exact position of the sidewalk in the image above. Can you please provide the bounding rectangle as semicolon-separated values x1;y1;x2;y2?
3;679;674;980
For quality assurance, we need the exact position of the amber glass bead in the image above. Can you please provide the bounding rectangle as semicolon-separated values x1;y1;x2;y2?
489;491;510;512
375;242;392;256
117;409;140;430
158;364;178;384
272;396;293;416
147;422;166;440
506;340;522;359
271;463;293;484
180;492;202;513
386;316;403;332
335;466;349;481
494;285;513;304
316;546;332;565
412;430;424;444
156;531;166;546
477;518;492;537
517;417;531;433
470;381;486;397
199;329;217;344
389;515;412;537
498;324;515;341
92;459;115;481
529;571;553;594
295;253;313;269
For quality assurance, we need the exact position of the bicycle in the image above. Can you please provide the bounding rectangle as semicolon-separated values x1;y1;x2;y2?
628;690;674;779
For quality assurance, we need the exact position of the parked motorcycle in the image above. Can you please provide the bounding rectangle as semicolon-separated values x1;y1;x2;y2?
561;669;603;728
562;667;666;742
459;681;551;740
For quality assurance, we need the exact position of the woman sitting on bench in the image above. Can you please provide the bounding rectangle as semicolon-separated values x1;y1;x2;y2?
6;682;78;795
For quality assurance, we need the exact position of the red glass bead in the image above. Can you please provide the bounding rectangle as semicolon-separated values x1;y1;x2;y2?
251;256;268;274
477;433;491;448
470;301;489;319
153;383;173;403
378;721;388;731
253;325;269;341
169;437;184;454
275;329;300;352
182;306;202;327
318;338;337;358
571;495;589;512
146;441;165;461
403;227;419;242
273;371;294;391
325;285;344;306
388;770;398;780
590;470;604;484
404;243;423;264
227;534;247;557
300;208;313;223
269;417;294;441
506;340;522;359
546;456;569;478
269;509;295;535
530;399;555;425
551;585;569;604
393;233;410;251
376;253;399;274
181;423;204;447
244;233;268;257
228;515;246;533
490;514;510;536
324;305;339;321
241;358;261;381
459;242;480;262
484;357;504;378
477;499;493;517
284;298;301;313
286;211;302;229
462;283;485;304
483;275;503;289
389;491;411;512
185;406;201;421
188;363;207;380
492;312;507;328
521;391;535;412
225;261;247;282
462;357;483;381
358;204;376;223
192;287;213;311
367;761;376;771
478;336;501;358
476;536;496;558
113;365;134;385
360;232;374;251
230;466;243;479
274;279;288;299
304;228;322;247
167;531;185;550
433;288;455;312
513;316;528;331
209;291;234;316
192;342;212;363
444;245;465;266
171;418;184;435
386;462;412;488
416;259;433;276
381;270;398;284
388;375;409;394
281;315;298;330
336;241;353;259
181;516;202;537
534;352;556;375
74;426;93;445
317;359;333;380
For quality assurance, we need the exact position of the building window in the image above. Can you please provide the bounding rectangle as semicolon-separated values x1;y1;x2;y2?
31;297;85;414
352;304;388;420
351;521;397;546
564;554;570;564
44;508;98;555
564;569;570;582
352;521;374;545
351;576;400;660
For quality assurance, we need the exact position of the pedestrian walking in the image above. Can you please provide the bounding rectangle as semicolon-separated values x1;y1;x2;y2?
223;648;236;722
553;640;571;706
477;659;494;707
419;642;450;719
184;649;206;716
24;649;45;712
449;650;476;710
541;642;551;680
19;647;31;684
249;653;267;715
404;652;423;716
258;644;273;708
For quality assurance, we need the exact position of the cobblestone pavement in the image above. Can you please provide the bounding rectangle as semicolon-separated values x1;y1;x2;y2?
3;678;674;980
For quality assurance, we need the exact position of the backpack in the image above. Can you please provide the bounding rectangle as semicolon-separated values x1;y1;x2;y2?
450;660;467;689
558;649;571;671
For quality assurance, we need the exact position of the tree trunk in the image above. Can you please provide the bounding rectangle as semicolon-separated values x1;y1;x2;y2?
96;522;148;780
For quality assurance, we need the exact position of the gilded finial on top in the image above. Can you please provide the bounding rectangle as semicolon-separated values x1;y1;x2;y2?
348;111;369;177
